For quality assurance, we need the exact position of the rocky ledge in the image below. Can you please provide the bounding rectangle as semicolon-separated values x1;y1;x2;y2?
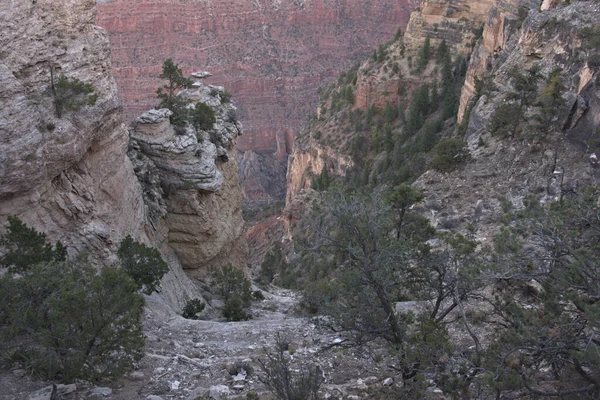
129;83;248;275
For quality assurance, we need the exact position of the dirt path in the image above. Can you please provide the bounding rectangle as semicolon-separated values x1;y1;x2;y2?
0;288;397;400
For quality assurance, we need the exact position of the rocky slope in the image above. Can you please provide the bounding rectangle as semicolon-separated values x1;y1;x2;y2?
285;0;600;248
0;0;247;310
418;0;600;238
286;0;496;202
96;0;413;154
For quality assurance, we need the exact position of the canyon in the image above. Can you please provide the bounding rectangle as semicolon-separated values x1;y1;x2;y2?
96;0;413;155
0;0;247;313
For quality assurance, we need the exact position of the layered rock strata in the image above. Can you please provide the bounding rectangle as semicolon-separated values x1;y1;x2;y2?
96;0;413;154
0;0;247;310
0;0;146;263
129;84;247;276
418;0;600;240
286;0;496;203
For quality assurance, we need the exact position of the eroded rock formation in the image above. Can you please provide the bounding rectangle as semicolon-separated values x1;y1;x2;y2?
129;84;247;277
0;0;247;310
0;0;146;263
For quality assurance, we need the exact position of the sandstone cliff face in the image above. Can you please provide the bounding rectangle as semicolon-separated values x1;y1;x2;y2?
0;0;247;311
354;0;494;110
0;0;146;263
129;84;247;277
96;0;413;154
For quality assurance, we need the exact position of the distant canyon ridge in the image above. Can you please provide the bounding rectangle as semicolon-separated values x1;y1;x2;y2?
96;0;413;156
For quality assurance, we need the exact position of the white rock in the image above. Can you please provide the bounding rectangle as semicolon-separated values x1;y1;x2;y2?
207;385;231;400
191;71;213;79
130;371;145;380
89;387;112;397
169;380;181;390
382;377;394;386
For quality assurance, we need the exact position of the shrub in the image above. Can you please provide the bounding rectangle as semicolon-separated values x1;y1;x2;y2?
257;333;323;400
252;290;265;301
51;74;97;118
117;235;169;295
0;262;144;382
181;298;206;319
487;102;520;138
222;295;251;321
190;102;217;131
430;138;471;172
588;54;600;69
212;264;253;321
221;90;233;103
0;216;65;274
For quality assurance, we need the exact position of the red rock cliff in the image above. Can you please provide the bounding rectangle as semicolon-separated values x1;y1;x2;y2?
96;0;413;154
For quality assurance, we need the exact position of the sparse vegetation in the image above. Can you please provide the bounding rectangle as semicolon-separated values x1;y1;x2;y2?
181;298;206;319
257;333;323;400
431;137;471;172
50;72;97;118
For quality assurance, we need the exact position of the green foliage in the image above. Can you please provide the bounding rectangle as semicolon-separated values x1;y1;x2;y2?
533;68;566;134
0;216;65;273
406;84;430;135
489;66;541;138
431;137;471;172
415;36;431;73
487;102;521;138
0;243;144;382
385;184;424;237
588;53;600;69
578;26;600;50
252;290;265;301
394;27;403;41
436;39;449;62
51;74;97;118
181;298;206;319
220;90;233;103
212;264;252;321
259;243;294;287
117;235;169;295
190;102;217;131
156;58;193;126
311;167;332;192
483;188;600;398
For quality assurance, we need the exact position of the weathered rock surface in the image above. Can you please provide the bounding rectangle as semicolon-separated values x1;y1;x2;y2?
0;0;146;264
129;84;247;275
285;0;496;205
418;0;600;240
0;0;246;311
237;150;287;211
96;0;414;154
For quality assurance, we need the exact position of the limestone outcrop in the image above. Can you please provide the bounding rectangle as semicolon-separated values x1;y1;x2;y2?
416;0;600;240
129;85;247;276
0;0;247;310
0;0;146;263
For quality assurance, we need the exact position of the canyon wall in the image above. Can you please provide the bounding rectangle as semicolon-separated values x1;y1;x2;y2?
286;0;495;203
96;0;413;154
0;0;247;311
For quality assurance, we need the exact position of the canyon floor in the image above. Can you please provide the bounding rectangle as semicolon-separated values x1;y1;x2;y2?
0;287;405;400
